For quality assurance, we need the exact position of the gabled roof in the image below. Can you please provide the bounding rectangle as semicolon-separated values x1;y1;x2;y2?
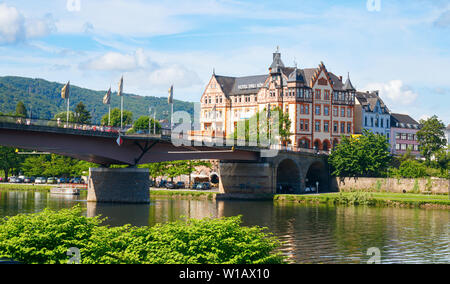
391;113;420;129
214;74;268;97
356;91;389;113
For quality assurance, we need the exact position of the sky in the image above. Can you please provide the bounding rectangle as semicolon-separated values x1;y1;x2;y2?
0;0;449;124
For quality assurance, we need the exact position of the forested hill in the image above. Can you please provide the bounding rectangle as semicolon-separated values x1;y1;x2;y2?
0;76;195;123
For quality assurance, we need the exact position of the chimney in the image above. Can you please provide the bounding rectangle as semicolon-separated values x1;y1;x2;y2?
339;76;343;82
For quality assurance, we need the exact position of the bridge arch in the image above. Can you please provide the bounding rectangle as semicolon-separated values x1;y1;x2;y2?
276;158;301;194
305;161;329;193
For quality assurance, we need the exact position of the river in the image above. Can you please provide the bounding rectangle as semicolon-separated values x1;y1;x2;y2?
0;190;448;264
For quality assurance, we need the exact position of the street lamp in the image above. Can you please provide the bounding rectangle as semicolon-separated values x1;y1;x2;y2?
316;181;319;194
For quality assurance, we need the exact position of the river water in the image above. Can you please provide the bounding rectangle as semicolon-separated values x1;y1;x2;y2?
0;190;448;264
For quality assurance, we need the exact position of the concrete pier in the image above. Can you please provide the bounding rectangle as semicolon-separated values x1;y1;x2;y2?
87;168;150;203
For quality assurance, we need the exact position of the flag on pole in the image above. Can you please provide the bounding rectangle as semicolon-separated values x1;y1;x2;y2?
61;81;70;99
103;88;111;105
117;76;123;97
116;135;123;146
168;85;173;104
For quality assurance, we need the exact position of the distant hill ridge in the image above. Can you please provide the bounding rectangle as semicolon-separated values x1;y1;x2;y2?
0;76;195;123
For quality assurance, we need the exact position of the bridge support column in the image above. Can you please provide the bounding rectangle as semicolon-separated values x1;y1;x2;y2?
217;161;275;200
87;168;150;203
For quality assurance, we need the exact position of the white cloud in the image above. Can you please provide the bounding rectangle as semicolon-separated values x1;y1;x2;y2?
148;64;201;88
81;49;156;71
0;3;26;44
363;80;419;105
0;3;55;44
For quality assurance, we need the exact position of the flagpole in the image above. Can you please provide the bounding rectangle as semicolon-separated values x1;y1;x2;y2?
170;103;173;131
153;111;156;135
121;96;123;129
67;97;70;125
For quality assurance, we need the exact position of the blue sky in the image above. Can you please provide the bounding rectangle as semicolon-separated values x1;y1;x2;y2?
0;0;449;124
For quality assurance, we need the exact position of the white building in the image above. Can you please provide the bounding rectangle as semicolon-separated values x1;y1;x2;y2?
355;91;391;141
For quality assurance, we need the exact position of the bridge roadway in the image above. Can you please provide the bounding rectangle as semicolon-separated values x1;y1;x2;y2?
0;118;260;166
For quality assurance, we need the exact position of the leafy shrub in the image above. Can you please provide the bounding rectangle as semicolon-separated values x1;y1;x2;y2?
396;160;427;178
334;192;374;205
0;206;285;264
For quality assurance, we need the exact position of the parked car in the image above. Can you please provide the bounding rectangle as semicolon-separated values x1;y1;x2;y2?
35;177;47;184
23;177;35;183
57;177;67;184
165;181;176;189
192;182;199;189
158;180;167;188
176;181;185;189
72;177;85;184
47;177;57;184
196;182;211;190
11;177;23;183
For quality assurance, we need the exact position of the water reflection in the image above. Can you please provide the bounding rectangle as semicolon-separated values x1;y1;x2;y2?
0;190;448;264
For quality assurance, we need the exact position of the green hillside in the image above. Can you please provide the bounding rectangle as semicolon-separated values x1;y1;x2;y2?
0;76;195;123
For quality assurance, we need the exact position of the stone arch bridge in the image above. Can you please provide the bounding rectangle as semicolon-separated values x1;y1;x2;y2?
0;117;332;202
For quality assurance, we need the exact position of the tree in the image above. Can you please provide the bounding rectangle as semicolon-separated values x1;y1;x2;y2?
329;130;392;178
417;115;446;164
0;146;24;180
54;111;76;123
101;108;133;127
229;107;292;146
15;101;27;117
131;116;161;133
73;102;92;124
21;155;50;177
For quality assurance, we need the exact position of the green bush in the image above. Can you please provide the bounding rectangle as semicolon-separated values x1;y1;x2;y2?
0;206;285;264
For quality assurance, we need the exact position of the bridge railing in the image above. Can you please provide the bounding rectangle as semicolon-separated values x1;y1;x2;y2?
0;114;124;134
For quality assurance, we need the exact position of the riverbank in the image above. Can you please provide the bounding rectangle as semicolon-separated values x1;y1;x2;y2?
274;192;450;209
150;188;218;200
0;183;53;191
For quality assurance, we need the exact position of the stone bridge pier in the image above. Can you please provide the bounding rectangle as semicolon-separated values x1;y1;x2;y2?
218;151;332;198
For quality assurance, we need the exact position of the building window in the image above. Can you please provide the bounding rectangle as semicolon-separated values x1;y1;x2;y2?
408;133;414;140
304;120;309;131
324;90;330;100
305;105;309;114
340;122;345;133
414;144;419;151
324;121;329;132
333;121;338;133
401;144;407;150
341;107;345;117
324;106;329;116
396;133;401;139
365;117;368;127
347;108;352;118
300;105;305;114
395;143;400;150
370;117;374;127
401;133;407;140
315;120;321;132
315;89;321;100
347;122;352;134
333;107;338;117
300;120;304;131
315;105;321;115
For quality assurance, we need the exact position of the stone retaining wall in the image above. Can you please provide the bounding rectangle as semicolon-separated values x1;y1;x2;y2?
335;177;449;194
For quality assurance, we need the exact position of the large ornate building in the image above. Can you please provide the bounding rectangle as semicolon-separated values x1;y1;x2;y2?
198;50;356;151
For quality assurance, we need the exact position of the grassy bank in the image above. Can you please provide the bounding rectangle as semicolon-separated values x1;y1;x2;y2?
150;189;217;200
0;183;53;191
274;192;450;209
